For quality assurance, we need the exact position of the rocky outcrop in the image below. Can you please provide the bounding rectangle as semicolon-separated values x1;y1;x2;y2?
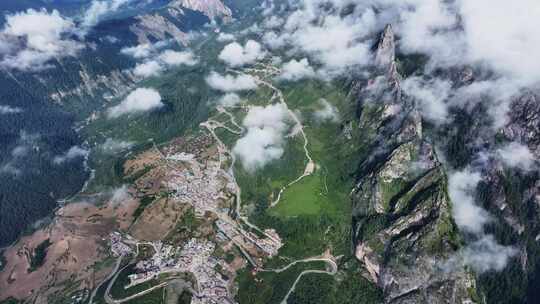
503;91;540;157
130;13;190;46
170;0;232;21
50;66;136;106
351;25;477;303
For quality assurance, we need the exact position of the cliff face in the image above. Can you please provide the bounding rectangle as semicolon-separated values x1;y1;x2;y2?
350;25;477;303
170;0;232;21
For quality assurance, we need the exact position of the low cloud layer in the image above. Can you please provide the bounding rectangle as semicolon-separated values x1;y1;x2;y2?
402;76;451;125
108;88;163;118
53;146;89;165
133;60;164;78
80;0;131;32
206;72;258;92
158;50;197;66
121;43;156;59
278;58;315;81
127;47;198;78
233;103;290;172
108;185;131;205
0;105;23;114
497;142;536;171
0;132;39;176
313;98;339;123
444;235;518;274
448;169;490;234
100;138;134;154
261;3;375;75
218;93;242;107
447;168;518;273
217;32;235;42
218;40;265;67
0;9;83;71
259;0;540;127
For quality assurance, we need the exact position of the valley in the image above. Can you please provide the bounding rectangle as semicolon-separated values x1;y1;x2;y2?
1;0;540;304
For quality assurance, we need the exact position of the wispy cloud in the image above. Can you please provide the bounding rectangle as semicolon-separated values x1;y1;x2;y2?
205;72;258;92
218;40;266;67
108;88;163;118
233;103;290;172
0;9;83;71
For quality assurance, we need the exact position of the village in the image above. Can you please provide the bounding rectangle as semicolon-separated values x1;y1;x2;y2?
105;132;283;303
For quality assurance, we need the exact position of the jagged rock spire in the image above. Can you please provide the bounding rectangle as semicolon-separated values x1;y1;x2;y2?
375;24;396;69
373;24;402;101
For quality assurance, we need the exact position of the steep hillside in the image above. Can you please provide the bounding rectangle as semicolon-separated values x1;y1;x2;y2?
351;26;477;303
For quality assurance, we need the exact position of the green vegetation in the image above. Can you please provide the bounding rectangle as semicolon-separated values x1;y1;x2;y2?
132;195;155;220
28;239;52;272
271;170;336;217
0;298;21;304
288;262;382;304
236;261;326;304
165;207;204;245
110;264;160;299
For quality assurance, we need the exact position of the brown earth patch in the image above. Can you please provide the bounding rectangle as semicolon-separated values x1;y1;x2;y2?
130;197;190;241
0;195;139;303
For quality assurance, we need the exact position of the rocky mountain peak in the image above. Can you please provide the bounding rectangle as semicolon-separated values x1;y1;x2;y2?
372;24;402;100
375;24;396;69
170;0;232;21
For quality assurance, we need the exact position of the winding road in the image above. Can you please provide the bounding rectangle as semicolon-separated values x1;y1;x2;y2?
90;65;336;304
229;67;316;208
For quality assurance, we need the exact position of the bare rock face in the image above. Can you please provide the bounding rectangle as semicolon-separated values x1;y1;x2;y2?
128;0;233;47
170;0;232;21
130;13;190;46
503;91;540;157
351;25;477;303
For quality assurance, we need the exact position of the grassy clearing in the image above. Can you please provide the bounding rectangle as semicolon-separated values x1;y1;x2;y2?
271;170;334;217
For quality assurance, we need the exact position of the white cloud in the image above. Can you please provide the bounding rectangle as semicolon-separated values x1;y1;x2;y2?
217;32;235;42
121;43;153;59
274;6;376;75
218;93;242;107
267;0;540;124
233;103;290;172
459;0;540;83
218;40;266;67
313;99;339;123
81;0;130;31
205;72;258;92
444;235;518;274
262;31;286;49
108;88;163;118
133;60;164;78
53;146;89;165
109;185;131;205
402;76;452;125
497;142;535;170
263;16;284;29
0;132;38;176
0;105;22;114
0;9;82;71
126;47;198;77
278;58;315;81
101;138;134;154
448;169;490;234
445;168;517;273
460;235;518;273
158;50;197;66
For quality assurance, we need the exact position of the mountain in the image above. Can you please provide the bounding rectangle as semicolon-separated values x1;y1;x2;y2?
0;0;229;248
1;1;539;304
351;25;476;303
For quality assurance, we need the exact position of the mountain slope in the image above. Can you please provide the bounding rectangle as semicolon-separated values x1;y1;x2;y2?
351;25;477;303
